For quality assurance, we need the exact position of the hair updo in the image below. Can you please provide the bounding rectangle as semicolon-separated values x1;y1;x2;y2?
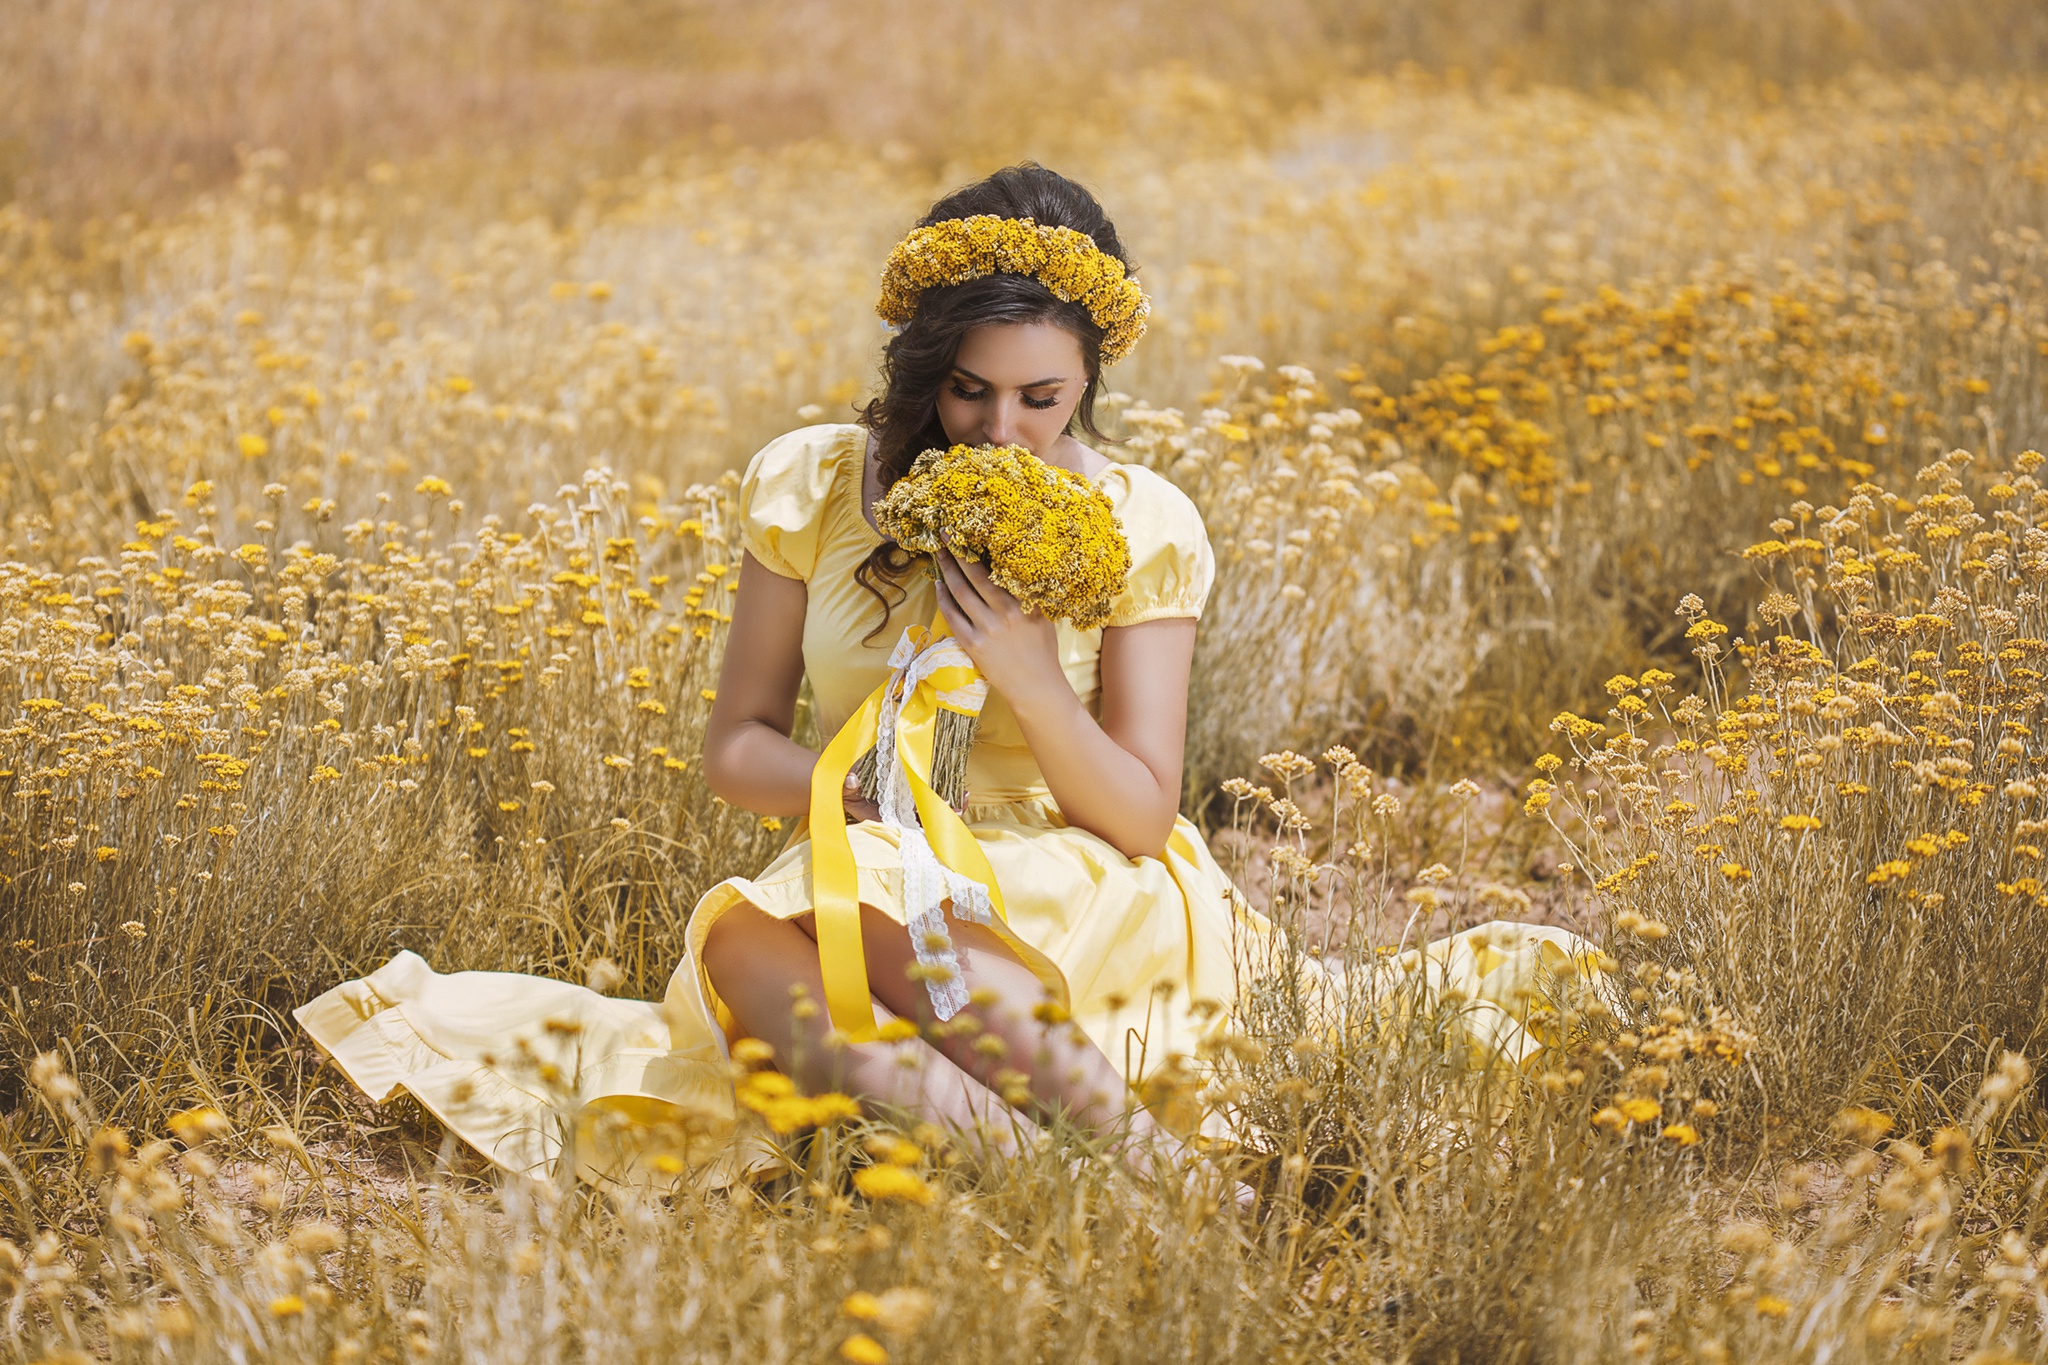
851;162;1135;642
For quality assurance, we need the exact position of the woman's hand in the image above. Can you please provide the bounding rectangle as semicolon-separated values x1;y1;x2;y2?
842;772;881;824
931;538;1069;711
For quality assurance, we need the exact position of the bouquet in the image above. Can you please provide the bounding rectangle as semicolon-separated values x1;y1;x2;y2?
848;442;1132;811
811;442;1130;1029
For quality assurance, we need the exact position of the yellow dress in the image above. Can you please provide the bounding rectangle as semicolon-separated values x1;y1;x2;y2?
294;423;1600;1187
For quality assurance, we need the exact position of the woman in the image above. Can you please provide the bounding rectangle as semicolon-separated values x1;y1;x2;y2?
689;165;1248;1178
297;164;1588;1189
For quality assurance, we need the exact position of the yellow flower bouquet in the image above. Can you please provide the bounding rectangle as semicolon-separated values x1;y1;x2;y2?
847;441;1132;810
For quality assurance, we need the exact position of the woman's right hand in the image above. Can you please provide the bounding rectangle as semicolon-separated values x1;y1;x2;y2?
842;772;881;824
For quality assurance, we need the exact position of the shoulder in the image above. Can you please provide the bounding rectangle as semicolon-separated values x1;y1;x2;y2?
737;424;865;580
741;423;865;499
1099;462;1216;627
1105;461;1206;534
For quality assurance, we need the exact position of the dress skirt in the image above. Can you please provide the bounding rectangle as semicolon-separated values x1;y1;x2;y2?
297;792;1260;1187
296;788;1602;1188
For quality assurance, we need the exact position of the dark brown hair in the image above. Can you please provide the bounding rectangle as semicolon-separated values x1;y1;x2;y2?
851;162;1134;643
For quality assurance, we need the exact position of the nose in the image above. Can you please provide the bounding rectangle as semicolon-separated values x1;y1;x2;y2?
981;395;1017;446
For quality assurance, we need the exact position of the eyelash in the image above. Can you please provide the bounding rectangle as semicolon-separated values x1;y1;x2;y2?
949;383;1060;411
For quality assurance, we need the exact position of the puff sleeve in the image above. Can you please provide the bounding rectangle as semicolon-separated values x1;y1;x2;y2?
1105;466;1217;627
737;425;854;581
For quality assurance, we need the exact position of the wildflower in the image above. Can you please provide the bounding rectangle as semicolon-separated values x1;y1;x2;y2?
238;432;270;458
1660;1123;1700;1146
415;475;454;497
1755;1295;1790;1318
1831;1106;1894;1143
1866;860;1912;885
167;1107;230;1144
842;1292;883;1321
852;1164;935;1204
1778;814;1822;831
840;1334;890;1364
1619;1097;1662;1124
120;921;146;941
736;1070;860;1133
1550;711;1603;739
730;1038;776;1066
270;1294;306;1317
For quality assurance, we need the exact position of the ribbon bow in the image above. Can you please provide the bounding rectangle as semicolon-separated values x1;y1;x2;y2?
808;609;1011;1040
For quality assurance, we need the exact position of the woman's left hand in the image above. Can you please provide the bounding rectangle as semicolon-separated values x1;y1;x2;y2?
932;539;1068;710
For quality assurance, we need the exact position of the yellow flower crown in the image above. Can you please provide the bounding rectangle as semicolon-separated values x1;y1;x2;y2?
876;215;1150;364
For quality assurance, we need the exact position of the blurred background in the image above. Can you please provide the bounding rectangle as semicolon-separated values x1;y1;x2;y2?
9;0;2048;217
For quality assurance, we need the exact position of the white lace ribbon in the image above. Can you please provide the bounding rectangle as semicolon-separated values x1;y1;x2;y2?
875;627;990;1020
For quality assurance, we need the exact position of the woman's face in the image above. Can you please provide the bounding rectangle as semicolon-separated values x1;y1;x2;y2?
934;321;1089;457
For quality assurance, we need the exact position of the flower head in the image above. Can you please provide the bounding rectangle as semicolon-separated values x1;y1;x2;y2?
852;1164;935;1204
874;442;1130;628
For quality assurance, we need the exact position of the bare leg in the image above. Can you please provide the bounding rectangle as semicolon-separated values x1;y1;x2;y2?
700;903;1023;1157
804;907;1194;1180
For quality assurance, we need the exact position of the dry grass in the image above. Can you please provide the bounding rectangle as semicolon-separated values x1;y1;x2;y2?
8;0;2048;219
3;5;2048;1362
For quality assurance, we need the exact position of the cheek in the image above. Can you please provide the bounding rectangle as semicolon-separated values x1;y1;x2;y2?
1031;395;1081;435
933;392;970;443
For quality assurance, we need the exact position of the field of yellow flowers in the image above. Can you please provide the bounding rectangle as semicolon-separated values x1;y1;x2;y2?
5;4;2048;1360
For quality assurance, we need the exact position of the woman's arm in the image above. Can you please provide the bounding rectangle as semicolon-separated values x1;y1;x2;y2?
700;552;833;818
932;544;1191;859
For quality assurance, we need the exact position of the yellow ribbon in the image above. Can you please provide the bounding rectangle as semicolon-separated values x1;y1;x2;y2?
807;610;1209;1042
809;611;1014;1040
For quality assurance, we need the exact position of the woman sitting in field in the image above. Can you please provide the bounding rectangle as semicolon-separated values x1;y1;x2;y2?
297;162;1589;1189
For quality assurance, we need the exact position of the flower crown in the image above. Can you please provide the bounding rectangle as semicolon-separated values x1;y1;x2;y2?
876;215;1150;364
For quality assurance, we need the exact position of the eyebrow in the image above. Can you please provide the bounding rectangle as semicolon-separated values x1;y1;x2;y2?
952;366;1069;389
